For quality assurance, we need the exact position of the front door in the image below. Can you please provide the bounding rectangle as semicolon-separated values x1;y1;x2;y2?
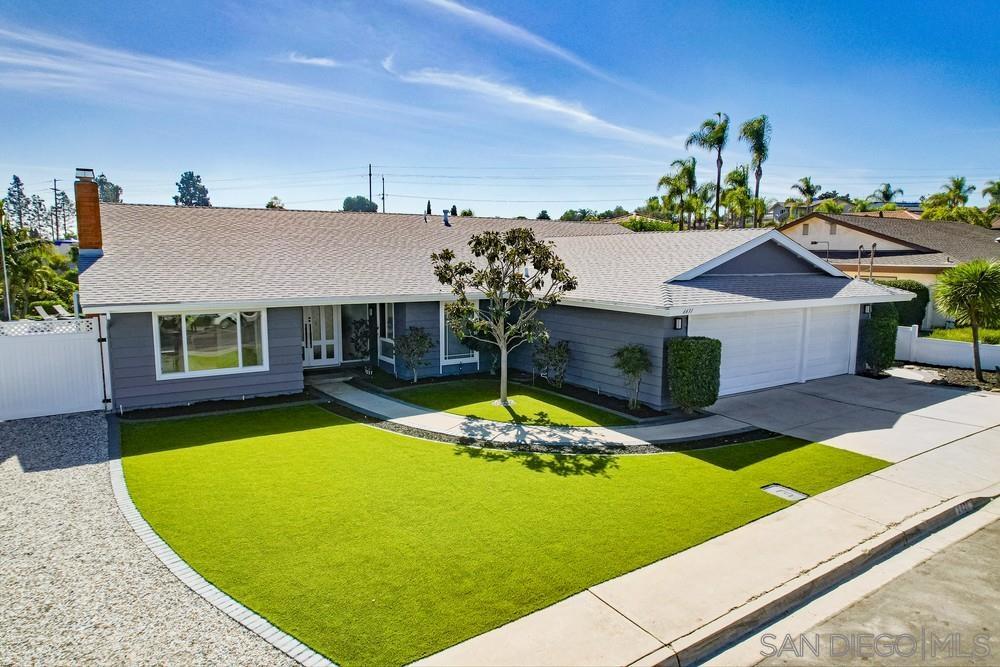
302;305;341;367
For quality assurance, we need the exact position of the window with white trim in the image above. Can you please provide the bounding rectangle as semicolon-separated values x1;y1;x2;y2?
377;302;395;361
802;223;810;236
829;222;837;235
154;311;267;379
440;301;477;364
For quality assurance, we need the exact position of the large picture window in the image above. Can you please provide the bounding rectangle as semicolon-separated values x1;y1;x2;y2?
440;301;477;365
154;310;267;379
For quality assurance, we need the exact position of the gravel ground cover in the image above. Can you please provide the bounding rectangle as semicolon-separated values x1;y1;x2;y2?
0;412;291;666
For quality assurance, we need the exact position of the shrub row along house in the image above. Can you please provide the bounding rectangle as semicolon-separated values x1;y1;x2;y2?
72;170;910;412
782;212;1000;328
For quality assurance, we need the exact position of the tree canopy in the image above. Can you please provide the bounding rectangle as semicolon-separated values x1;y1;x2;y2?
431;227;577;405
96;173;123;203
173;171;211;207
342;195;378;212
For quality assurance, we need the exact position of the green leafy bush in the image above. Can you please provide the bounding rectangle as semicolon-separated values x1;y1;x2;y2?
665;337;721;413
612;344;652;410
859;303;898;374
929;327;1000;346
875;279;929;326
532;339;570;387
395;327;433;383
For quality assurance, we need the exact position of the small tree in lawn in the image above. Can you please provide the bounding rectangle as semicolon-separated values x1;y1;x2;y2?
613;344;651;410
395;326;433;383
934;259;1000;381
432;227;577;406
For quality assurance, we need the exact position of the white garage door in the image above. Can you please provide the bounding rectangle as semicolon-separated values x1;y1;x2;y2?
687;305;857;395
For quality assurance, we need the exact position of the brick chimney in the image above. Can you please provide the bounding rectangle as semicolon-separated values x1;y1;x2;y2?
74;168;103;271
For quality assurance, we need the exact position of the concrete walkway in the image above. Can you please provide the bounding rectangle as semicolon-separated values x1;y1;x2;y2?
416;377;1000;667
311;380;752;448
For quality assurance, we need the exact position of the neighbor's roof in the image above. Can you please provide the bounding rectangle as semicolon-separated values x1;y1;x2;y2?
849;210;921;219
783;213;1000;268
79;204;907;314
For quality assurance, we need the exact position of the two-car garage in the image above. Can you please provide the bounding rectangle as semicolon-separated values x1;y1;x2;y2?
686;304;860;395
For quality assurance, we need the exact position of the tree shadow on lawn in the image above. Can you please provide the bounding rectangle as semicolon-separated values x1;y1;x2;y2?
465;407;563;427
454;445;620;478
681;436;810;471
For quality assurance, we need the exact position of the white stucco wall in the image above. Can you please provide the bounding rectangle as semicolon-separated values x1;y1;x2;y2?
783;220;911;252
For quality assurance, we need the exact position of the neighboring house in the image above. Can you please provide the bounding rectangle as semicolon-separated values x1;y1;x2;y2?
763;202;789;224
851;209;922;220
781;212;1000;328
72;172;909;411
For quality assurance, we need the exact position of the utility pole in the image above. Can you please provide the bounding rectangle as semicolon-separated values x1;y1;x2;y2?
368;164;373;203
381;175;385;213
50;178;60;239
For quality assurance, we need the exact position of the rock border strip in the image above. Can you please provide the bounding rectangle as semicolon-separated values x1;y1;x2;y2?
637;493;999;667
106;416;335;667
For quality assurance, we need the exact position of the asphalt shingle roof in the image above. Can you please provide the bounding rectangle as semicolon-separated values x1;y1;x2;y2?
79;204;907;313
793;213;1000;268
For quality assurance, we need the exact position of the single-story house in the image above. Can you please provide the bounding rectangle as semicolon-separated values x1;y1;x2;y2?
73;171;910;412
780;212;1000;328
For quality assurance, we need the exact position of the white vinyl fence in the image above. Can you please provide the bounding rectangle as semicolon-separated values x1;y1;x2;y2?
0;318;110;421
895;325;1000;371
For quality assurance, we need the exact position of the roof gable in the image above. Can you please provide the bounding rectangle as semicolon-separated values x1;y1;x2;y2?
671;229;844;281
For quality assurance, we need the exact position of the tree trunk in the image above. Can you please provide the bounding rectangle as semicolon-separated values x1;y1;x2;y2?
714;151;723;229
753;165;762;227
972;320;984;381
499;345;509;405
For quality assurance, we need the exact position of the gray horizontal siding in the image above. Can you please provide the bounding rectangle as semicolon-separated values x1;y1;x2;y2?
108;307;304;411
511;305;682;409
704;240;823;275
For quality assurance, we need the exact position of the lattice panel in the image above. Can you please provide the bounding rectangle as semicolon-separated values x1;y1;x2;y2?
0;319;96;337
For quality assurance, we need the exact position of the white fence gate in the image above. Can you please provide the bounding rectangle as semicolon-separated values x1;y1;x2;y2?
0;318;110;421
895;325;1000;371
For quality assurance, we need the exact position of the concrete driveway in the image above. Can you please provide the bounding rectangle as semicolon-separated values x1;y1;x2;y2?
708;375;1000;462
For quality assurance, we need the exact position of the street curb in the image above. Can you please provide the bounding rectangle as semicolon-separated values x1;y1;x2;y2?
642;494;996;667
106;416;336;667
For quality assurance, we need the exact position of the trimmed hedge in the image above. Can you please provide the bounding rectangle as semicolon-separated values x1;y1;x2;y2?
859;303;898;374
875;279;929;326
665;336;721;412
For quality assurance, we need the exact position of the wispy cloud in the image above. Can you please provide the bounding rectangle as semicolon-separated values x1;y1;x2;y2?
284;52;340;68
410;0;609;81
389;63;680;150
0;26;437;120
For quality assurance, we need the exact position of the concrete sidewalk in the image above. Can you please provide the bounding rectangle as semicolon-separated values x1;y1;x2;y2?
312;380;752;448
416;425;1000;667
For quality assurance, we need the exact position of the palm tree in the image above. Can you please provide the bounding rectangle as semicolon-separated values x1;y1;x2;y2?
659;157;697;230
685;112;729;229
982;179;1000;205
723;165;750;227
852;198;873;213
934;259;1000;381
870;183;903;204
695;182;716;228
738;115;772;227
941;176;976;207
791;177;822;206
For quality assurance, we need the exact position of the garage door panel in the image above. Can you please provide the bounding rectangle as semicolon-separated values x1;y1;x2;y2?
688;309;803;395
688;305;856;396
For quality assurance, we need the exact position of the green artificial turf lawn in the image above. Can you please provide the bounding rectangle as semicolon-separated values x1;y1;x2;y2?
121;406;887;666
392;379;634;426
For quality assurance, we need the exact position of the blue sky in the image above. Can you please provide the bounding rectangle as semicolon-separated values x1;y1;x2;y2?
3;0;998;217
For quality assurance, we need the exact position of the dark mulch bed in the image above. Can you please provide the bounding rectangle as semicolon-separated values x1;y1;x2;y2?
934;367;1000;392
898;363;1000;392
351;368;676;421
118;391;321;421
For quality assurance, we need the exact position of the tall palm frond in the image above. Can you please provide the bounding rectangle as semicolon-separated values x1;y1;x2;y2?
685;112;729;228
869;183;903;204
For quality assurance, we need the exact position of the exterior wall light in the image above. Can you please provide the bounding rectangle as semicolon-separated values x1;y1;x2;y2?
673;317;685;330
863;304;872;315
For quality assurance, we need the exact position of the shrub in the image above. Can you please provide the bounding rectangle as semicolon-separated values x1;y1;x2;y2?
612;344;652;410
859;303;898;374
665;337;721;413
395;327;433;383
876;279;929;326
531;339;570;387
